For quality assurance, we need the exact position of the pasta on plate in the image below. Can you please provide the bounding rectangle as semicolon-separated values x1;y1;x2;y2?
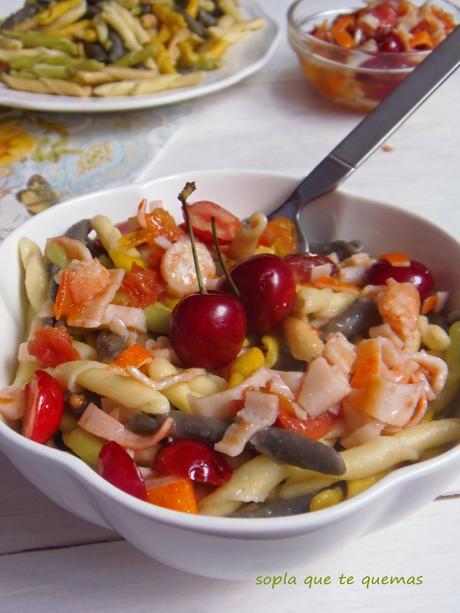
0;0;266;97
2;183;460;518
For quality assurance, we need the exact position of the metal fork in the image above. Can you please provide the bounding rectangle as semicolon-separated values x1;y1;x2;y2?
269;26;460;252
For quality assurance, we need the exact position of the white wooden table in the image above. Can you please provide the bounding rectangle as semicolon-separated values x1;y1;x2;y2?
2;1;460;611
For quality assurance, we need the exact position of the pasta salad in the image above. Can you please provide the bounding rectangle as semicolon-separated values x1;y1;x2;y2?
0;0;265;98
2;182;460;518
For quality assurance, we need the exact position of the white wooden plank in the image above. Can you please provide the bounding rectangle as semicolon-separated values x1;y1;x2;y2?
0;498;458;613
0;453;115;555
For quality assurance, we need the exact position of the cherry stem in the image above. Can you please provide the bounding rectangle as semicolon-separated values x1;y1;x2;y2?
178;181;206;295
211;216;241;298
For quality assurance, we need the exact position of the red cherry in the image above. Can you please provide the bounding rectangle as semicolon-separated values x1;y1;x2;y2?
98;441;147;500
219;254;296;334
366;259;434;299
378;33;405;52
152;439;232;485
22;370;64;444
170;291;246;370
285;253;338;284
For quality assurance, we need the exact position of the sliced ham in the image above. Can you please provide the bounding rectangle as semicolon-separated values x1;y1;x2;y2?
323;332;356;378
369;323;405;349
268;372;296;400
411;351;448;395
78;402;172;450
190;367;272;419
103;304;147;333
271;370;304;396
214;391;279;457
297;356;351;418
341;420;386;449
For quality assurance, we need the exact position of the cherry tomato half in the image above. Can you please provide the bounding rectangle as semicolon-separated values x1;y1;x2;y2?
152;439;233;486
22;370;64;444
98;441;147;501
185;201;242;245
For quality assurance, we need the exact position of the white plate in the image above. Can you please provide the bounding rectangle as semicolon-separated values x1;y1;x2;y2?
0;1;279;113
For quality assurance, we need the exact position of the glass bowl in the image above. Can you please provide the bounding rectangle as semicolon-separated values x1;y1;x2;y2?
287;0;460;112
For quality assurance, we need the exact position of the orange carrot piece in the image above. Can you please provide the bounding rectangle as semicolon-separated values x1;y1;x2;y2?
378;252;411;267
113;343;152;368
410;31;434;49
146;477;197;513
421;295;437;316
312;277;361;294
334;30;355;48
54;270;73;320
350;339;382;389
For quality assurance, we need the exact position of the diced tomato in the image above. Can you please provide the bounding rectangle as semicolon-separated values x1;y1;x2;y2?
185;201;242;245
28;326;80;368
22;370;64;444
146;477;197;513
277;400;338;440
116;263;163;308
113;343;151;368
259;216;297;257
138;243;165;270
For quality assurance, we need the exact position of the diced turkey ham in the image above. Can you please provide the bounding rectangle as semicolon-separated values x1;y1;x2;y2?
214;391;279;456
297;357;351;418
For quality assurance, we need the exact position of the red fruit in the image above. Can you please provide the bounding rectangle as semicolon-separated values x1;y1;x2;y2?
185;201;242;245
98;441;147;500
219;254;296;334
366;259;434;299
378;33;405;52
22;370;64;444
152;439;232;485
372;2;398;30
170;291;246;370
285;253;338;284
116;263;163;308
28;326;80;368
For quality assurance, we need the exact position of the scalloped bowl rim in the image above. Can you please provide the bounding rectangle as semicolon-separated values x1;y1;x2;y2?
0;168;459;539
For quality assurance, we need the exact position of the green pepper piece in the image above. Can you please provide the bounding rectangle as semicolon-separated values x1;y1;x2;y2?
112;41;158;67
33;63;71;79
196;55;220;71
63;427;105;467
2;30;78;56
145;302;172;335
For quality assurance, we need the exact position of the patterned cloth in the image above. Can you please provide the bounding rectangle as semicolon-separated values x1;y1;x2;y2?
0;103;192;240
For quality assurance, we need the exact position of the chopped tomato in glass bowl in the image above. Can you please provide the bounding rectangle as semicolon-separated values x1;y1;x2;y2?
287;0;458;112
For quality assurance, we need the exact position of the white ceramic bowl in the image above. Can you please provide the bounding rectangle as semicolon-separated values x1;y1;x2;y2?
1;170;460;580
